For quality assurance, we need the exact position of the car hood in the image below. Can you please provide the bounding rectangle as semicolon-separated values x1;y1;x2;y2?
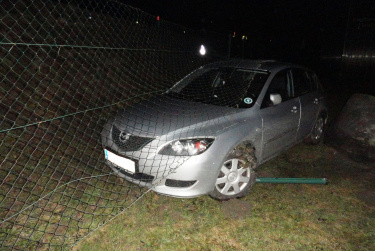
113;95;248;138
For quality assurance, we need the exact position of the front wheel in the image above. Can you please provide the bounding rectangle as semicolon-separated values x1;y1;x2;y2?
209;154;256;201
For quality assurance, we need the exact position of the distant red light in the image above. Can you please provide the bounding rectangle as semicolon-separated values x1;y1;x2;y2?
157;16;160;21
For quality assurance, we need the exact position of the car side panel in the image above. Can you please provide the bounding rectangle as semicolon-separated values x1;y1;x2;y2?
297;91;320;141
259;97;300;160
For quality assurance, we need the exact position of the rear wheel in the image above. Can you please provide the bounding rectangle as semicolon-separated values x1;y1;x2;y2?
209;154;256;201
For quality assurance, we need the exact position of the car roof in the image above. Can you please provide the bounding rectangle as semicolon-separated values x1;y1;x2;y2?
205;60;306;72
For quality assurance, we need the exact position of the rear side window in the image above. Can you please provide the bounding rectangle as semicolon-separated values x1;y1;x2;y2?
310;71;324;93
292;69;313;97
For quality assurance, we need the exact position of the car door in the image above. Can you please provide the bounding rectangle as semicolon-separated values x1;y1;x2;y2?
292;69;320;141
259;69;300;161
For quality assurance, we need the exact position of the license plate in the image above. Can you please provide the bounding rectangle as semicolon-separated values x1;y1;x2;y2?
104;149;135;173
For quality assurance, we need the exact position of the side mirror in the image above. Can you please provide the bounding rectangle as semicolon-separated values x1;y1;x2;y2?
270;94;282;105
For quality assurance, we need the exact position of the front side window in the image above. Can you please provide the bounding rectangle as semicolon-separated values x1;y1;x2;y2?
261;69;292;108
167;67;269;108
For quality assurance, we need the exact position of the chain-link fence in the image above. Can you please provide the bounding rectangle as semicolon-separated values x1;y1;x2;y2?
0;0;229;249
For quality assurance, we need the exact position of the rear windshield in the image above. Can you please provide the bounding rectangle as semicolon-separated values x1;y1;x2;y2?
167;67;269;108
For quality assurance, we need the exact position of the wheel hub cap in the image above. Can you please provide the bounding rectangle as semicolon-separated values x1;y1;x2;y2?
227;172;238;182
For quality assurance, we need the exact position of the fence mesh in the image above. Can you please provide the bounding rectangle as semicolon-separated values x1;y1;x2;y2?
0;0;229;249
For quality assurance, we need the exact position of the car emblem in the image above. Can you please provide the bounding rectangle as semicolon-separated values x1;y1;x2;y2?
119;131;131;142
244;97;253;104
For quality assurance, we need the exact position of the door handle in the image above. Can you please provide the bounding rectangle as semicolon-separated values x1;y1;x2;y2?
291;106;298;113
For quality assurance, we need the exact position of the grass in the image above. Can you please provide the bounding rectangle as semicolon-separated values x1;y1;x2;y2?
0;168;147;250
73;143;375;251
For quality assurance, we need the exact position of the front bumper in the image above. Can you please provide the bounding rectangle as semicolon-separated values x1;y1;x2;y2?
104;149;221;198
101;119;234;198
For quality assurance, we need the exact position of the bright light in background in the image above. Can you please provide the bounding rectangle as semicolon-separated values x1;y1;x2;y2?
199;45;206;56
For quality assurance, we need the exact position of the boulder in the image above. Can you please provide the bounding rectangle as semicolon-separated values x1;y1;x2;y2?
327;94;375;163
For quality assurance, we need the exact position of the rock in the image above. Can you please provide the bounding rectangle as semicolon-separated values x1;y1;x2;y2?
326;94;375;163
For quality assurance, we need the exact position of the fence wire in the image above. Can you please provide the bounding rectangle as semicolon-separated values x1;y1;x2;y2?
0;0;227;249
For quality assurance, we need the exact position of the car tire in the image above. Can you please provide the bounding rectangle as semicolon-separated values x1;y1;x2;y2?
209;153;256;201
307;116;325;145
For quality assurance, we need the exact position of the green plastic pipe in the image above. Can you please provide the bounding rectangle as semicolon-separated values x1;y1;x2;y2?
256;177;328;184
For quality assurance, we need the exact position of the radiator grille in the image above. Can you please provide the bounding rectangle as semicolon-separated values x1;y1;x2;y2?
112;125;154;151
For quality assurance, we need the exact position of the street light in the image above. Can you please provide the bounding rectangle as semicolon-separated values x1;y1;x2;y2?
199;45;206;56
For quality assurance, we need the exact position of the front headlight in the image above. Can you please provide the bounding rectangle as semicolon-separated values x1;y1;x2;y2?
159;138;214;156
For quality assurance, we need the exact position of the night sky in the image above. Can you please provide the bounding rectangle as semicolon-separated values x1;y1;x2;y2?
119;0;374;91
120;1;352;61
122;0;340;32
122;0;350;40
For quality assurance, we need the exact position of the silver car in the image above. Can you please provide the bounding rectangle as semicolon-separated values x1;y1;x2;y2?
101;60;327;200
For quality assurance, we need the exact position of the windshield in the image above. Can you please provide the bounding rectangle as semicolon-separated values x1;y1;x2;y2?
167;67;269;108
